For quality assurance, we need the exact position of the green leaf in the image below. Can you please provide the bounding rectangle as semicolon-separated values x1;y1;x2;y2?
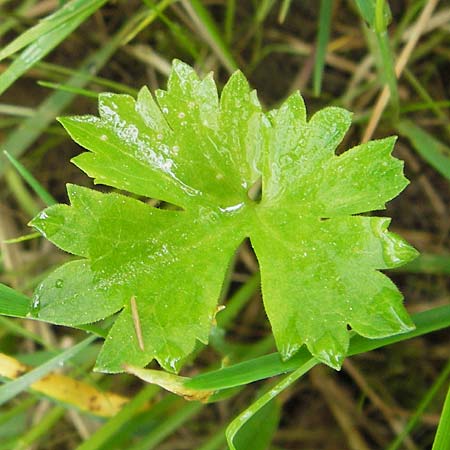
31;184;244;373
30;59;417;373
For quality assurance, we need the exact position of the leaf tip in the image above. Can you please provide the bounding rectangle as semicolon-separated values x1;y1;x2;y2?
28;208;52;236
381;230;420;268
307;332;348;370
56;115;69;128
65;183;81;203
170;58;197;82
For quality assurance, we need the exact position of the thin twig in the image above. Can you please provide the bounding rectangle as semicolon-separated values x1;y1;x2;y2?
131;296;145;351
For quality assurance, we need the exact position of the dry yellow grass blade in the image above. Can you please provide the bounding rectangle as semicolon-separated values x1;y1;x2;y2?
0;352;130;417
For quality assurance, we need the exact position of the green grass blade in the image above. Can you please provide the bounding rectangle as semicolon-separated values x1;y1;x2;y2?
254;0;276;24
403;68;450;138
225;0;236;43
141;1;199;58
354;0;391;27
3;232;42;244
374;28;399;116
0;335;96;406
0;0;108;96
0;104;34;117
0;283;31;318
217;272;260;328
0;0;106;61
101;396;177;449
396;253;450;275
188;349;314;391
313;0;333;96
278;0;293;23
355;0;398;114
354;0;376;25
401;100;450;114
129;401;203;450
4;151;57;206
432;380;450;450
180;0;238;73
226;358;318;450
37;80;99;98
198;425;228;450
14;406;65;450
186;304;450;390
36;60;138;95
0;29;122;178
0;316;50;348
232;398;280;450
398;120;450;181
0;6;168;179
4;169;39;216
0;0;36;40
0;397;36;429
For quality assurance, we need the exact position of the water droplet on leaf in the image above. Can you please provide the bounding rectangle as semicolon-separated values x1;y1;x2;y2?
30;297;41;316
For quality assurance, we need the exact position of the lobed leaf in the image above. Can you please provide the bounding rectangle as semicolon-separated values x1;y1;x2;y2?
30;60;418;372
32;184;244;372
